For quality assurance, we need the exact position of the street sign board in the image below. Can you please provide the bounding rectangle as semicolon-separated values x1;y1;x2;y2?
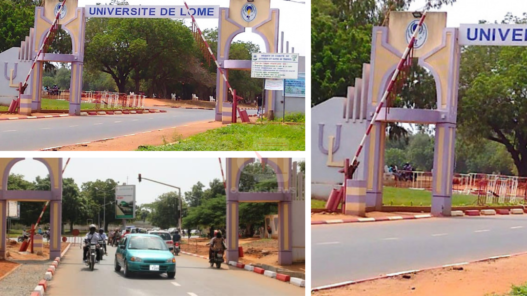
115;185;136;219
7;201;19;219
86;5;219;19
285;73;305;97
265;79;284;91
251;53;299;79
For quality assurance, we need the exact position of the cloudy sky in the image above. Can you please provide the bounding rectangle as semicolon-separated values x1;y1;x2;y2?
9;157;304;206
78;0;307;56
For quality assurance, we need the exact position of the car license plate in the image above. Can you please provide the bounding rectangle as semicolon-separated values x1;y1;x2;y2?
149;265;160;271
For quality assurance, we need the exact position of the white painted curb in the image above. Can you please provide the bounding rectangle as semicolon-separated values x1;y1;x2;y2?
481;209;497;215
264;270;277;278
33;285;44;296
80;112;88;116
290;277;305;287
97;111;106;115
451;210;464;216
511;208;524;214
244;265;254;271
48;265;56;272
228;261;237;266
130;111;136;114
44;271;52;281
114;111;122;114
143;110;149;113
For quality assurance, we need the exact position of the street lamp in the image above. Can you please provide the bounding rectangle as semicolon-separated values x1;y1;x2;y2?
95;186;117;231
137;175;182;229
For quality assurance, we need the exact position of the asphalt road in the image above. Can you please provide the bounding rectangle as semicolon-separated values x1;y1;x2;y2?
48;244;302;296
312;215;527;288
0;108;213;150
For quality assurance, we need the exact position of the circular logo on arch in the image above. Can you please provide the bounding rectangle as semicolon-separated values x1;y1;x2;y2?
241;3;257;22
54;2;67;20
406;20;428;49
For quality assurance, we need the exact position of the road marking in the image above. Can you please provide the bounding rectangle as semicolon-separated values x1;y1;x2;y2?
2;130;16;132
114;121;122;123
432;233;448;237
475;230;490;233
69;125;78;128
40;128;51;130
317;242;340;245
188;293;198;296
386;270;419;277
94;123;102;125
511;226;523;229
132;119;138;121
171;282;181;287
382;237;399;240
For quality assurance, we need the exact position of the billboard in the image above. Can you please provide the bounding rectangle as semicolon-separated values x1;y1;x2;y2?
7;201;19;219
251;53;299;79
115;185;136;219
285;73;305;97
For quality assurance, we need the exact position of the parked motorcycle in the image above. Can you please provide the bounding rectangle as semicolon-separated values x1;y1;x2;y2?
173;242;180;256
210;250;224;269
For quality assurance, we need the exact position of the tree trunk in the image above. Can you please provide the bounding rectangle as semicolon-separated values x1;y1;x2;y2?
134;76;141;94
69;221;74;232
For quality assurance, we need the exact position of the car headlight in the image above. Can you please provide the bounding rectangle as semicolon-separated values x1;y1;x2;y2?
166;257;176;263
130;257;142;262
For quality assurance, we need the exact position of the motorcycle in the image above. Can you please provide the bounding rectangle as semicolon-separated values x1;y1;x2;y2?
210;249;224;269
173;242;180;256
85;242;98;271
113;235;121;247
98;240;107;259
17;235;28;242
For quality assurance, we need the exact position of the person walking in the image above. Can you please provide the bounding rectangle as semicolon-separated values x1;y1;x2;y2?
256;94;263;116
267;225;272;239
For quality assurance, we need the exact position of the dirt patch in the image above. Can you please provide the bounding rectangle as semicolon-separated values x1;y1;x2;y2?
143;98;254;109
0;260;19;279
313;255;527;296
180;238;304;274
53;120;222;151
311;211;428;222
5;241;70;261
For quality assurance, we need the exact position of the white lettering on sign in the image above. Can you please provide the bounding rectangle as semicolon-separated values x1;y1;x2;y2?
85;5;219;19
460;24;527;46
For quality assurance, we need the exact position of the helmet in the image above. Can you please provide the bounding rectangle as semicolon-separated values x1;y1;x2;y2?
89;224;97;231
174;230;179;234
99;228;104;233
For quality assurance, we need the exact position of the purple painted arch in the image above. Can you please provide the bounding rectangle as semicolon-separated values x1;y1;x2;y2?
1;158;59;198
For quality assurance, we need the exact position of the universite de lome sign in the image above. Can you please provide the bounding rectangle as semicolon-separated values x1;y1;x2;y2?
86;5;219;18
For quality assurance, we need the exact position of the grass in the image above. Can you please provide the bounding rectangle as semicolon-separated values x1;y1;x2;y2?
137;123;305;151
311;186;525;209
0;98;138;111
489;283;527;296
257;112;305;123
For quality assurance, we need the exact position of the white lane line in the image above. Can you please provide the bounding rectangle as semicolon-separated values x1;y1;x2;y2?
432;233;448;237
511;226;523;229
383;237;399;240
188;293;197;296
114;121;122;123
93;123;102;125
132;119;138;121
69;125;78;128
171;282;181;287
317;242;340;245
2;130;16;132
40;128;51;130
475;230;490;233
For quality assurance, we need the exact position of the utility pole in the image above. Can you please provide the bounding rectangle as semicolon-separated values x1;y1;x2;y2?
138;175;182;229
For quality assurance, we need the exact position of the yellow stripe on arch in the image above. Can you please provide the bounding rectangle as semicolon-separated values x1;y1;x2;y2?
283;203;289;250
230;203;236;248
53;202;58;250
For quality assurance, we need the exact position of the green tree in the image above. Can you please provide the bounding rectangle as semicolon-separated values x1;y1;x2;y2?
183;195;226;230
148;192;183;229
81;179;119;231
184;181;205;208
385;148;407;168
0;0;36;52
406;132;434;171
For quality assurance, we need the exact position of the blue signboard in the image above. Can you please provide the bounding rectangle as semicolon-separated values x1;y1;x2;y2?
284;73;305;97
460;24;527;46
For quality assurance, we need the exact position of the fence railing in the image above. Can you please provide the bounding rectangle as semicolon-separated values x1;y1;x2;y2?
42;91;146;109
384;170;527;205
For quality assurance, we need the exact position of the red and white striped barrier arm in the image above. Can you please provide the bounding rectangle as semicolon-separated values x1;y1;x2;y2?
219;158;226;189
351;11;427;166
184;2;234;97
19;0;68;94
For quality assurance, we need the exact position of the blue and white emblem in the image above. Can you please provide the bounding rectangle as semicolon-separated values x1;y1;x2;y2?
406;20;428;49
241;3;257;22
54;2;67;20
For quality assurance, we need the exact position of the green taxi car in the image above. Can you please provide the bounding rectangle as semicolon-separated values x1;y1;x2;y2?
115;234;176;278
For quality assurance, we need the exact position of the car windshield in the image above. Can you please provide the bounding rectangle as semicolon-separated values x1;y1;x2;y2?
150;233;171;240
128;236;168;250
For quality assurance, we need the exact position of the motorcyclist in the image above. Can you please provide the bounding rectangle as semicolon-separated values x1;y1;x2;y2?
83;224;102;263
98;228;108;255
113;229;122;247
207;231;225;263
172;230;181;244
